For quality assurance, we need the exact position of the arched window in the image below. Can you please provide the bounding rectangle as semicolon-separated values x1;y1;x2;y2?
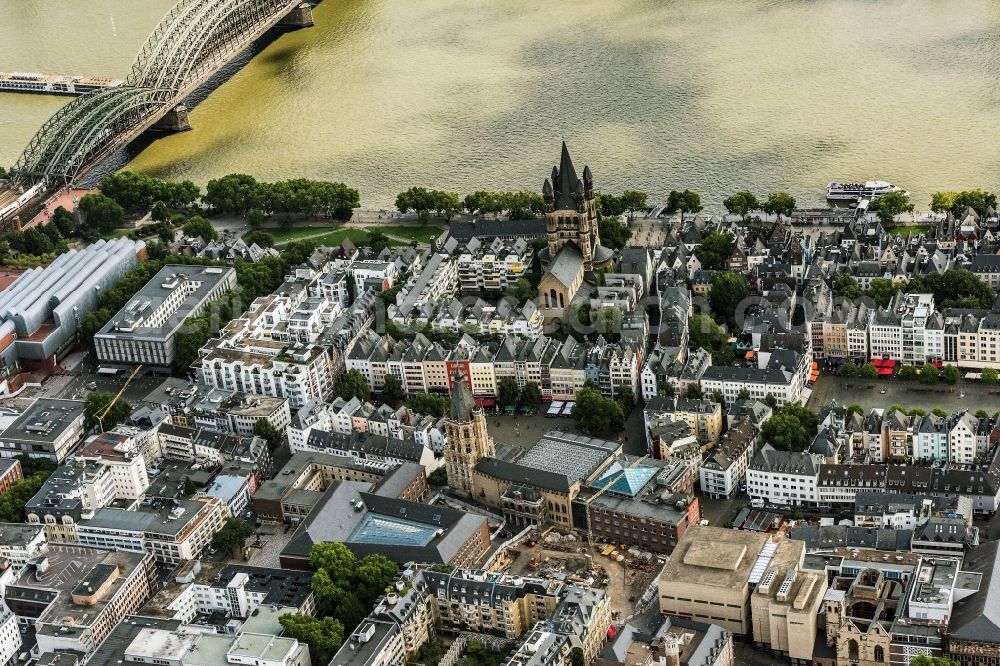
848;640;859;661
558;292;565;308
549;289;557;308
873;646;884;662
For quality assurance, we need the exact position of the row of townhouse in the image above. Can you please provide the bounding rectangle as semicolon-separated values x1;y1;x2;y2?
329;566;612;666
432;296;543;340
820;404;997;465
288;396;448;453
809;289;1000;369
347;330;643;401
746;441;1000;515
699;347;812;407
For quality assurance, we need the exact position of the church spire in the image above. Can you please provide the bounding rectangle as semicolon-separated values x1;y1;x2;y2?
448;369;476;422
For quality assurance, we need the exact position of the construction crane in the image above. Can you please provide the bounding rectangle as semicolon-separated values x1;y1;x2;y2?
582;455;649;551
95;365;142;432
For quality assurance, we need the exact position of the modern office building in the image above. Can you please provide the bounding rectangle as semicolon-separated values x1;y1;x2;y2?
0;397;86;462
95;264;237;367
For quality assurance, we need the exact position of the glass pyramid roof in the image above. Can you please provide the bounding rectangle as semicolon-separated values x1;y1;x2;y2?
590;461;657;497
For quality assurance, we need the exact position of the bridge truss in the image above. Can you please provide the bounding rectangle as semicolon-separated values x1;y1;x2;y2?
11;0;305;183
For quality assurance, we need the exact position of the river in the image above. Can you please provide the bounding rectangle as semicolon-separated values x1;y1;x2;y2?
3;0;1000;208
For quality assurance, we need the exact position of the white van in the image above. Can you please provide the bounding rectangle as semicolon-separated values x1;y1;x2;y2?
750;499;765;509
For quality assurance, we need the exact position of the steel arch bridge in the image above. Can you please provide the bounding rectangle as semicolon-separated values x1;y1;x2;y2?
11;0;308;183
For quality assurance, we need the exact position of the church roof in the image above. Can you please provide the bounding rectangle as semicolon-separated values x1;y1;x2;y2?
449;369;476;422
552;142;584;211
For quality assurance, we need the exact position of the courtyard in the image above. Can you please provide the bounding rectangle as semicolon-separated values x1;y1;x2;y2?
807;373;1000;414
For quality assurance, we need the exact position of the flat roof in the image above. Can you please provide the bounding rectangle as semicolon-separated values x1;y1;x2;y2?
0;398;83;444
96;265;235;342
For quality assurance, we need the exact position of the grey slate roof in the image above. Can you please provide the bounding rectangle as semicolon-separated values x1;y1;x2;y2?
949;540;1000;642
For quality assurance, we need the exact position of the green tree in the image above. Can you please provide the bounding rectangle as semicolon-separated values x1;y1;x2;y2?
722;190;759;220
355;554;398;600
84;391;133;430
182;477;197;497
427;467;447;486
205;174;261;215
253;419;284;451
382;374;405;403
761;403;819;452
981;367;999;385
846;403;864;416
174;317;212;370
948;189;997;217
520;381;543;407
897;365;918;381
709;271;749;325
665;189;702;220
940;364;960;385
0;471;52;522
497;377;519;407
572;386;625;435
859;363;878;380
871;190;913;225
688;314;735;366
598;216;632;250
366;230;392;254
907;270;994;309
279;614;344;665
832;273;862;300
181;216;218;241
570;648;586;666
762;192;796;220
406;393;450;418
244;231;274;248
211;516;254;555
504;277;537;302
908;656;959;666
695;232;734;270
686;384;704;399
841;363;859;379
621;190;648;219
78;193;126;234
865;278;900;308
615;385;635;412
920;364;940;385
929;191;957;214
933;408;949;418
337;369;372;402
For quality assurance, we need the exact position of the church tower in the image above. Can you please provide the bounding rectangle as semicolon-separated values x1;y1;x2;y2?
543;142;601;271
443;369;494;497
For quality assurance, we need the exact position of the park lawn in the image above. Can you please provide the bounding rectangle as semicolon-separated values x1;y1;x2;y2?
261;224;341;244
884;224;932;236
303;228;375;248
366;225;444;243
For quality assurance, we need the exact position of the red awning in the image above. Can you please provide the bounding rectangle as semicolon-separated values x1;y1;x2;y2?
878;368;893;375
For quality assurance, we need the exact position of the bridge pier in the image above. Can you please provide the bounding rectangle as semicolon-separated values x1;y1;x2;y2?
153;104;192;132
279;3;314;28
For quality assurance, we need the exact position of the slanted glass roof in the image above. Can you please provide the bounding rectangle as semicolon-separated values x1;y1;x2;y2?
349;513;439;546
590;461;657;497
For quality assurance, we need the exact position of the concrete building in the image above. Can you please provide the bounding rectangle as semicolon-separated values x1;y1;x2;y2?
141;377;290;438
0;522;46;568
280;480;490;569
745;446;823;507
95;264;237;367
3;544;155;654
0;398;85;462
749;546;827;664
659;527;805;637
596;616;734;666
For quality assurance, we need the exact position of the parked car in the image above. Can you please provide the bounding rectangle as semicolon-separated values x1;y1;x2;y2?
750;499;765;508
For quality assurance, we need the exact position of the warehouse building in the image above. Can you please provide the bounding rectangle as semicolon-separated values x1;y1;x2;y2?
95;264;237;367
